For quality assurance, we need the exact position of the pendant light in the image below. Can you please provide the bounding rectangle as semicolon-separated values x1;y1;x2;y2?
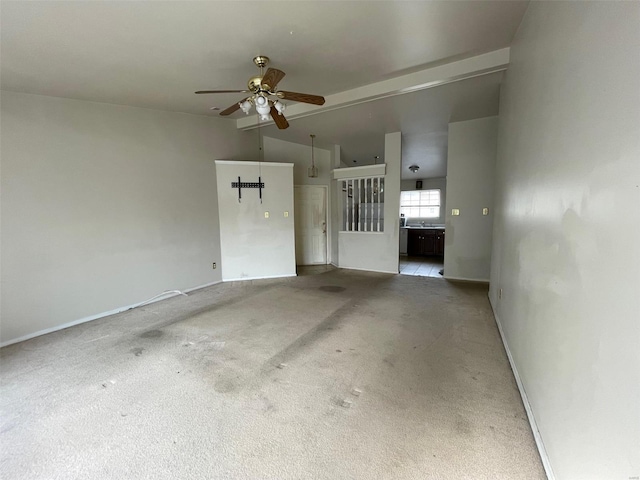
308;134;318;178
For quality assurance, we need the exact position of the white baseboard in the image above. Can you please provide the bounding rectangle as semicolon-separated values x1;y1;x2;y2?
444;275;489;283
0;279;223;349
330;262;339;268
222;273;297;282
489;296;555;480
183;280;222;293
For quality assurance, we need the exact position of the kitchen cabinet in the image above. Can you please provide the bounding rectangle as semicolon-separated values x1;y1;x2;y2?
407;228;445;257
408;229;433;255
435;230;445;255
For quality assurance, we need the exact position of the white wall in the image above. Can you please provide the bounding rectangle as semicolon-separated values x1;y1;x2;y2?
490;3;640;479
263;136;331;186
444;117;497;281
263;136;333;264
338;132;401;274
0;91;253;345
400;176;447;225
215;161;295;281
330;145;342;266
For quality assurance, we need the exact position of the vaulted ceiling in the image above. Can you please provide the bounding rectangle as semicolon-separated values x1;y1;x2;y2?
1;1;528;179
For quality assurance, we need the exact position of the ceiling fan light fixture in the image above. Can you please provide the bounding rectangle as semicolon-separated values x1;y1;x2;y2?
239;99;252;114
255;95;271;120
408;165;420;173
256;106;270;115
273;100;286;114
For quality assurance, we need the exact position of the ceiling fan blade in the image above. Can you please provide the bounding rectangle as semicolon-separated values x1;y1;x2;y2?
278;91;325;105
270;106;289;130
261;68;286;91
195;90;249;94
219;101;242;116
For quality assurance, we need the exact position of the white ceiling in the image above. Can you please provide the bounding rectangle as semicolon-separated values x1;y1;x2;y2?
257;71;502;178
0;1;527;179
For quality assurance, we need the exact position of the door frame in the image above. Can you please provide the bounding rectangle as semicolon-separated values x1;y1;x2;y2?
294;184;330;265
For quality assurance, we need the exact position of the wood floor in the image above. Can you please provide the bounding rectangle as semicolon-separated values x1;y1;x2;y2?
399;255;444;278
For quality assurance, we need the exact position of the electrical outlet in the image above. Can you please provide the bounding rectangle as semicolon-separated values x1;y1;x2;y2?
264;211;270;218
212;262;217;269
452;208;460;216
284;211;289;218
482;208;489;216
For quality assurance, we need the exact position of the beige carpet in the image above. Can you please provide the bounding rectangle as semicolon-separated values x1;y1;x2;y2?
0;269;545;479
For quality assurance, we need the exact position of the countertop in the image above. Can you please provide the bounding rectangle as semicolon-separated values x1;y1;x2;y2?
401;226;445;230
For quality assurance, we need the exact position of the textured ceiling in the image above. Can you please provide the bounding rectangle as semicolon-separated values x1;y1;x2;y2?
1;1;527;178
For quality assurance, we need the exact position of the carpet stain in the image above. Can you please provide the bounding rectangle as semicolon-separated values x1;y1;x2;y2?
132;283;281;334
259;395;276;413
214;377;238;393
139;329;163;339
261;299;354;371
130;347;145;356
455;416;473;435
319;286;346;293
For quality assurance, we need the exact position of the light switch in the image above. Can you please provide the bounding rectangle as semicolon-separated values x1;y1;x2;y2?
284;211;289;218
482;208;489;216
452;209;460;216
264;212;270;218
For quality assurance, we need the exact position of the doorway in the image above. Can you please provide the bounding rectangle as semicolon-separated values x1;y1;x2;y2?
294;185;328;265
399;256;444;278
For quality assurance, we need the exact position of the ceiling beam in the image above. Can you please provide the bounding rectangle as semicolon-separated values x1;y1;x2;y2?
236;48;510;131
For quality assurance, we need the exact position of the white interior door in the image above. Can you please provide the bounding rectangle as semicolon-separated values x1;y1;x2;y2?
294;186;327;265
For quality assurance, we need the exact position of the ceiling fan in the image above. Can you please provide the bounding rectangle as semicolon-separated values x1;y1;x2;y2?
195;56;325;130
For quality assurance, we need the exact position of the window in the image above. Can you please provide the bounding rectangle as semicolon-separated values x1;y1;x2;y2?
341;176;385;232
400;189;440;218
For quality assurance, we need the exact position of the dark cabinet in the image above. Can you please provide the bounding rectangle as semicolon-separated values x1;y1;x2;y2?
407;228;445;257
407;229;420;255
435;230;445;255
